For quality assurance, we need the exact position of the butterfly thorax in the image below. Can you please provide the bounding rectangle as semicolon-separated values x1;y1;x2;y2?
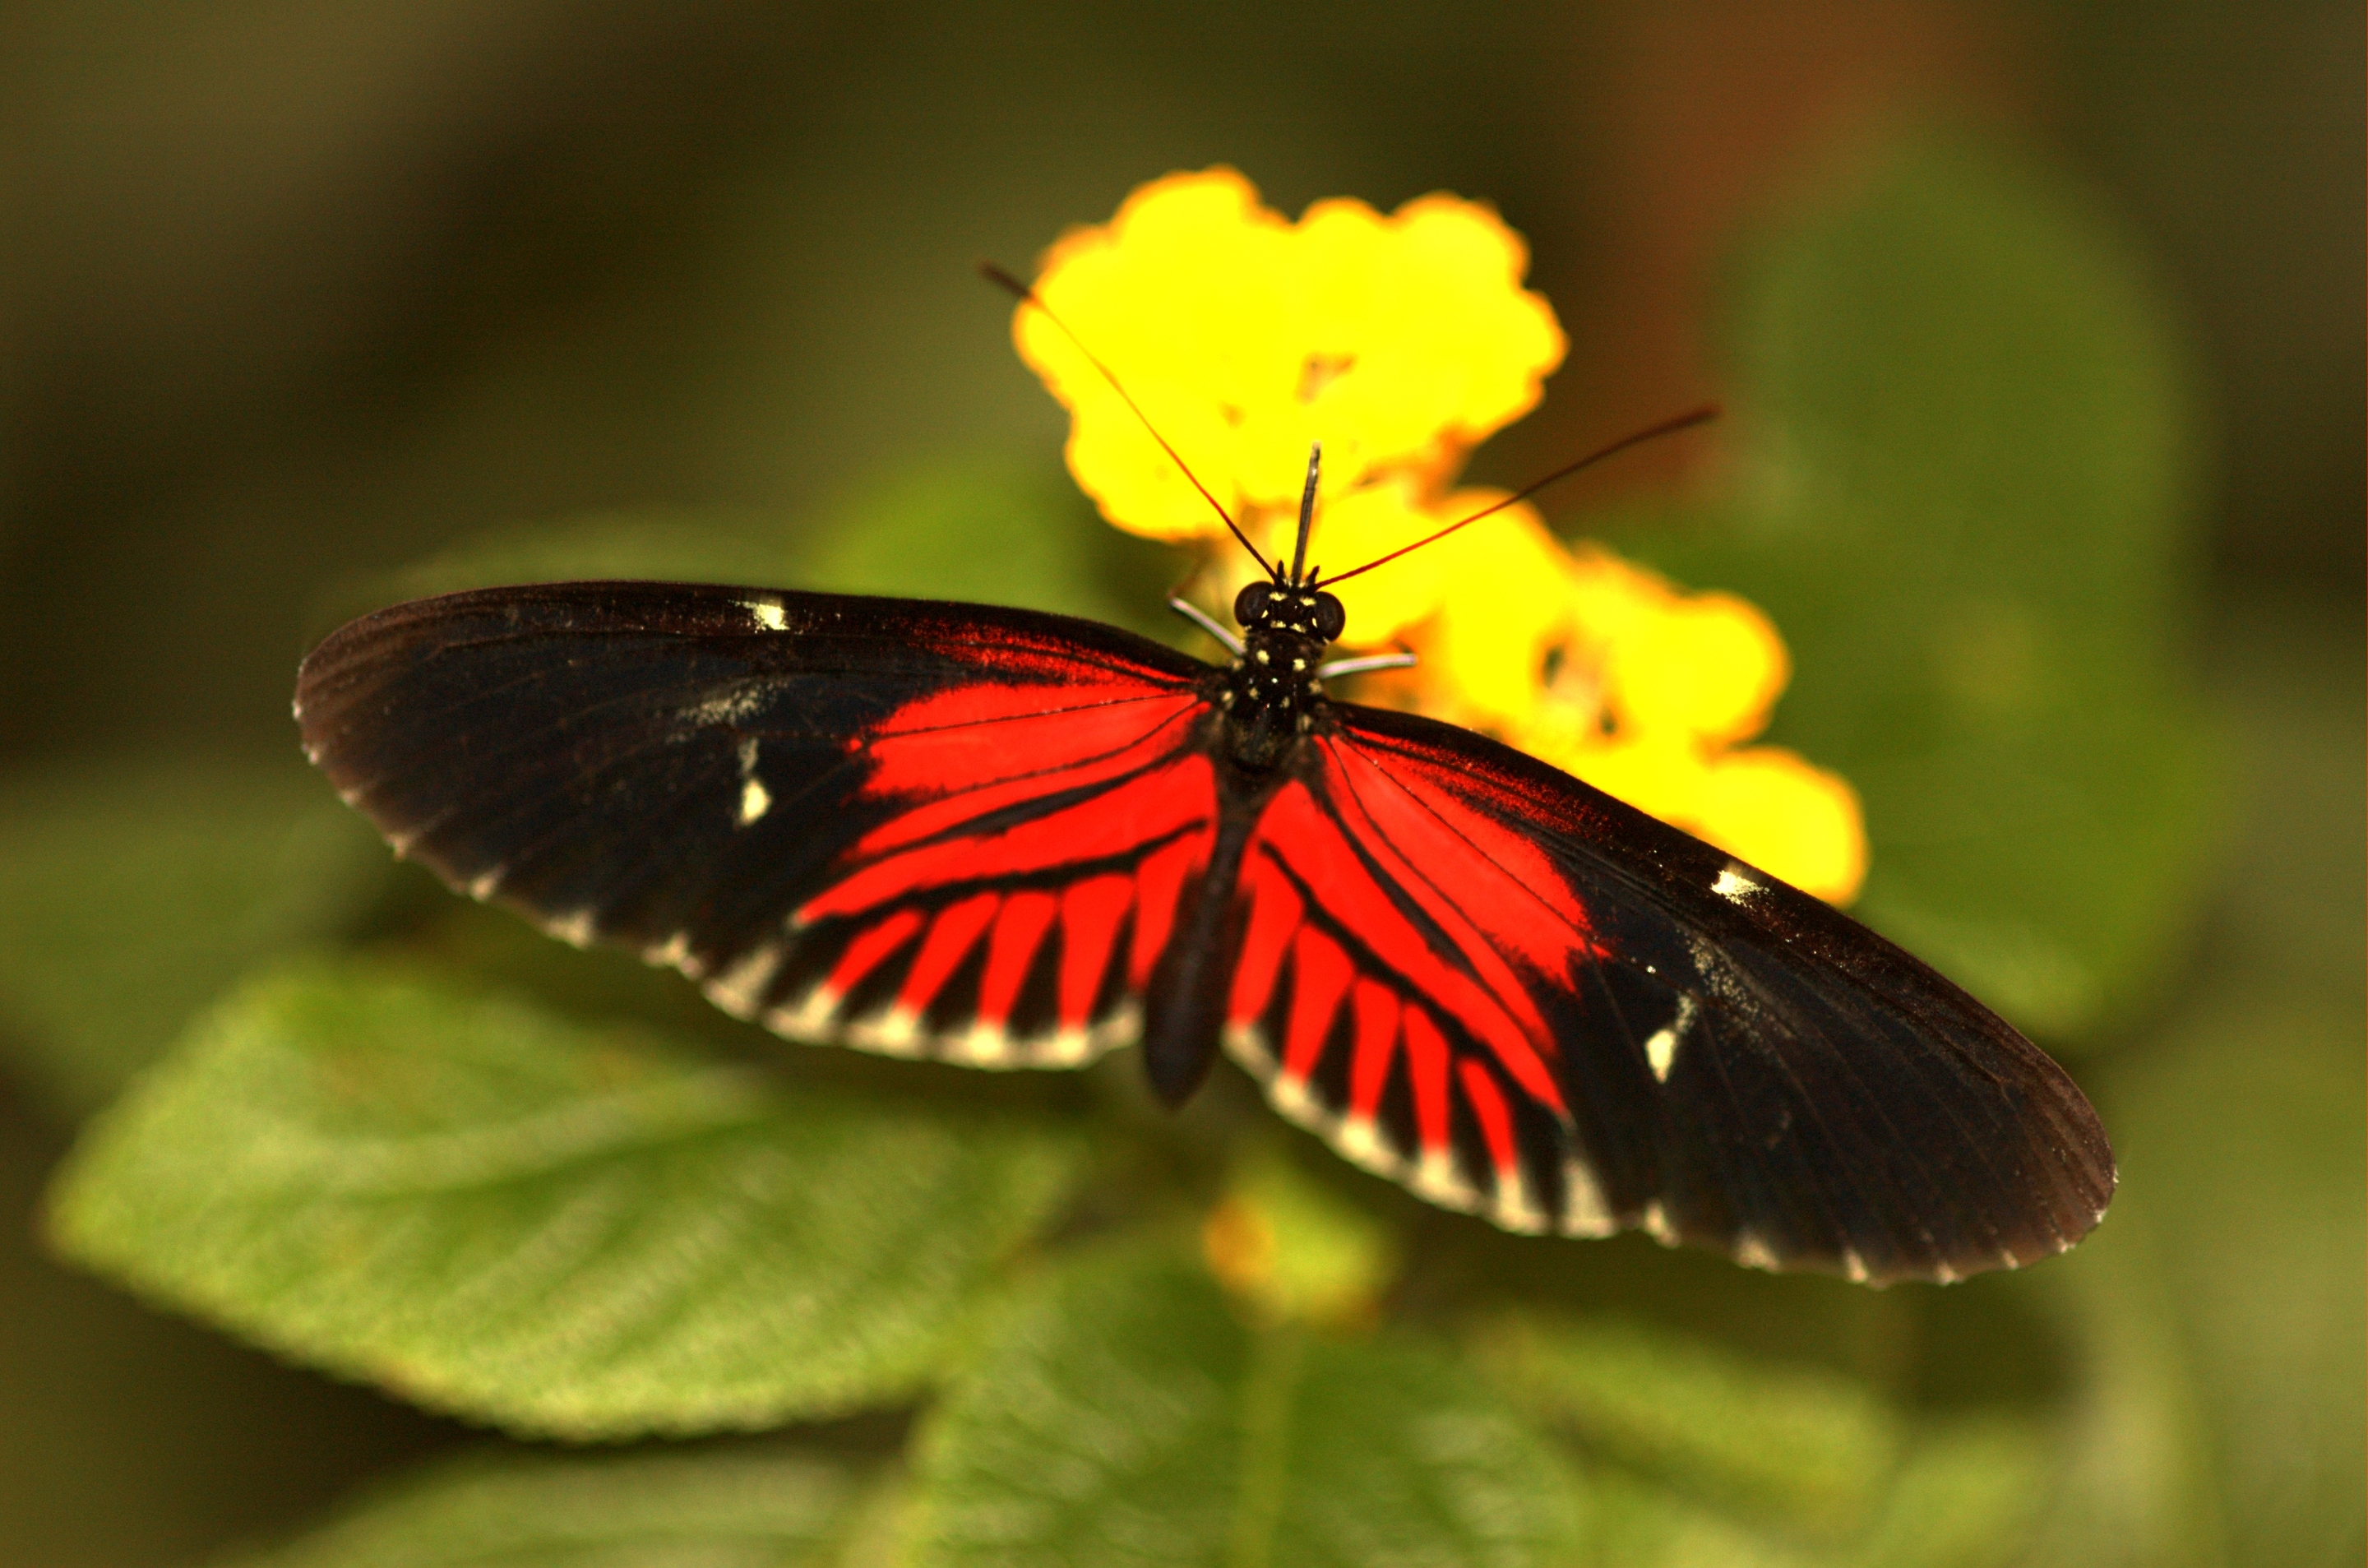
1219;580;1344;771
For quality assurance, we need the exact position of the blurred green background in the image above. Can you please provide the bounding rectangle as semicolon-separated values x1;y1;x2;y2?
0;3;2358;1566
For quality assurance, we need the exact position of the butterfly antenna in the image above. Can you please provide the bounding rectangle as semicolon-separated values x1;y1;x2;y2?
1314;404;1719;589
981;263;1274;576
1289;442;1320;585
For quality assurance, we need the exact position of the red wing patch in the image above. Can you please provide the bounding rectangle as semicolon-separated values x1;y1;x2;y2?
1311;703;2117;1284
1220;735;1619;1237
704;680;1219;1069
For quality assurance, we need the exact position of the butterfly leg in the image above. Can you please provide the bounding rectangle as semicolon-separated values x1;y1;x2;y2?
1167;595;1245;656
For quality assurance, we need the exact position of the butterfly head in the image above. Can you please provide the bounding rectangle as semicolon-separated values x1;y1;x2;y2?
1233;578;1345;645
1223;567;1344;768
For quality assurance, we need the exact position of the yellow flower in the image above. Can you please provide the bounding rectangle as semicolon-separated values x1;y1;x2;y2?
1017;168;1563;543
1510;549;1866;902
1015;168;1868;904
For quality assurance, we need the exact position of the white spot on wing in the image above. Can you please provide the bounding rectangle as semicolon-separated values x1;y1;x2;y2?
849;1006;924;1057
1640;1200;1676;1245
739;597;789;631
766;985;839;1042
1337;1115;1399;1176
685;687;766;727
738;775;771;826
648;932;694;970
1838;1247;1871;1284
1221;1021;1274;1078
1488;1166;1550;1234
1096;1001;1144;1052
1558;1158;1615;1237
1270;1072;1317;1122
706;946;783;1018
1411;1149;1478;1213
467;867;503;901
1733;1231;1779;1272
1713;863;1764;903
943;1025;1015;1067
546;909;598;948
1036;1026;1097;1067
1644;993;1699;1083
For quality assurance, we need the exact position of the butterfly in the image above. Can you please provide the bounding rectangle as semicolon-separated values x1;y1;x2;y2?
294;437;2113;1288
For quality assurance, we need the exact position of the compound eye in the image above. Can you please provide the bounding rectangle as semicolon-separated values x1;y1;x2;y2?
1233;580;1274;627
1312;592;1346;643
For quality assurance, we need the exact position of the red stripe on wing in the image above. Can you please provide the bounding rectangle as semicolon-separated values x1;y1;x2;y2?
821;906;925;1005
1128;832;1206;988
1057;875;1134;1030
1459;1059;1519;1180
850;687;1202;857
1281;927;1353;1083
1318;733;1602;976
802;752;1217;922
1227;870;1302;1029
1346;980;1400;1121
1242;779;1568;1117
1404;1006;1453;1159
899;891;1002;1015
978;890;1060;1029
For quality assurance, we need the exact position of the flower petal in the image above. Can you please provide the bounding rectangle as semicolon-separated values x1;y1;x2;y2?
1418;497;1576;728
1693;748;1869;904
1607;590;1791;746
1017;169;1563;543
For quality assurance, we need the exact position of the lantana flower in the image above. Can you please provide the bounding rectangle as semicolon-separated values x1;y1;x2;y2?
1015;167;1866;904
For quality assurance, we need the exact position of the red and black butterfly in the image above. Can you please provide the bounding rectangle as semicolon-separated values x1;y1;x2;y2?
294;412;2113;1286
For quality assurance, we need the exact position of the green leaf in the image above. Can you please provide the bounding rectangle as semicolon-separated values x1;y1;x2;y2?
2138;998;2364;1568
1633;134;2217;1041
45;962;1081;1438
2001;1204;2224;1568
1848;1416;2050;1568
1989;599;2366;1568
1474;1311;1900;1538
328;507;802;622
219;1443;882;1568
907;1243;1583;1567
0;753;390;1113
1203;1143;1401;1325
796;455;1182;638
1582;1415;2048;1568
321;457;1184;649
2023;989;2362;1568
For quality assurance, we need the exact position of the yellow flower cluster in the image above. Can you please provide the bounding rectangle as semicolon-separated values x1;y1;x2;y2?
1015;169;1866;903
1018;168;1563;542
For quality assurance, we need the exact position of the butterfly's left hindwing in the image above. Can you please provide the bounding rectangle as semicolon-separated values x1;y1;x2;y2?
294;582;1219;1066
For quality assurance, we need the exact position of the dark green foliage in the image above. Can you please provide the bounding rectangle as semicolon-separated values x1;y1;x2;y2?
7;132;2352;1568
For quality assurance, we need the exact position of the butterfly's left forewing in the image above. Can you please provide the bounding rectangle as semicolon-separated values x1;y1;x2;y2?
1221;701;2114;1285
295;582;1220;1067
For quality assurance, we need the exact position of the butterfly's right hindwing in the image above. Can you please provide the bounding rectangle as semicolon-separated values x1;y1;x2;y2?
1214;700;2114;1286
295;581;1220;1067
